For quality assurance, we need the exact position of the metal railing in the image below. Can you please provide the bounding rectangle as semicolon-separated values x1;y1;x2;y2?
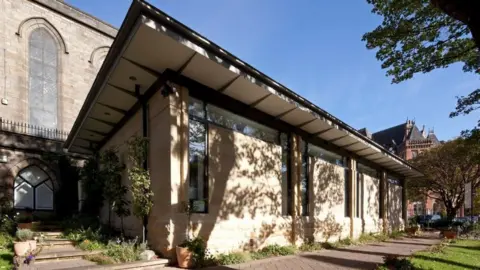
0;117;69;141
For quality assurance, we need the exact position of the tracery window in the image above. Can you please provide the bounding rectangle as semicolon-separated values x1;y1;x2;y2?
29;28;58;129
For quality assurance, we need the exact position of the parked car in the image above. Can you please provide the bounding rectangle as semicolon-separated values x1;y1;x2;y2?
418;214;441;227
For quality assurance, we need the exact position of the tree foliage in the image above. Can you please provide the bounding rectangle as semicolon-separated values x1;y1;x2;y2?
81;153;104;216
127;136;153;243
410;138;480;220
100;148;127;228
363;0;479;121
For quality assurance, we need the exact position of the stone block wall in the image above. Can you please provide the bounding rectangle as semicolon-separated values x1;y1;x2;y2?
0;0;114;131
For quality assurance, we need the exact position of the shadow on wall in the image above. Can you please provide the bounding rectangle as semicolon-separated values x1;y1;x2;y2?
167;124;288;253
388;185;403;231
365;176;381;233
294;161;344;243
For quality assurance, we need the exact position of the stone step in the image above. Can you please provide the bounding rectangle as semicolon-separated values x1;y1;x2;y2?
68;258;170;269
38;239;75;249
35;231;63;238
35;249;103;263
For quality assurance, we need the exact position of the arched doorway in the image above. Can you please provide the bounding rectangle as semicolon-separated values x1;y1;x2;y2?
14;166;54;210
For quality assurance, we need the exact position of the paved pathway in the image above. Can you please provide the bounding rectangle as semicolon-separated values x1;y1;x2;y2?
202;233;441;270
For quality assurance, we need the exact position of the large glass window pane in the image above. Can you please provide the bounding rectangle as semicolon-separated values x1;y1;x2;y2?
207;105;278;143
28;28;58;129
357;163;377;178
188;119;207;213
188;98;205;119
356;172;363;218
308;144;344;166
14;182;33;209
35;183;53;210
345;168;351;217
20;166;48;186
280;133;292;216
300;140;309;216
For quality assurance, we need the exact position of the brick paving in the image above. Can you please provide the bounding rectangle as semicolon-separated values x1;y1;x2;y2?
200;233;441;270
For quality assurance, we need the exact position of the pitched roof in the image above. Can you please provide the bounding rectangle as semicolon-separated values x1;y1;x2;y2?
427;132;440;144
372;123;406;147
408;125;425;140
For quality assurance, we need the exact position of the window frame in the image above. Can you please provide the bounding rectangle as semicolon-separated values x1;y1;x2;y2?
14;166;54;210
188;98;209;213
300;140;309;216
280;132;293;216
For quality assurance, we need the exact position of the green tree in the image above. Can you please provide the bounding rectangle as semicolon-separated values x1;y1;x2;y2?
411;138;480;221
362;0;480;125
100;148;124;228
127;136;153;243
81;154;104;216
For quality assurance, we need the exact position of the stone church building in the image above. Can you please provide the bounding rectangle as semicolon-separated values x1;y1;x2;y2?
0;0;115;213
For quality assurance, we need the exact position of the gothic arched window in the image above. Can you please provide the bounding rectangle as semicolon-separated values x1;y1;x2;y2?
14;165;54;210
28;28;58;129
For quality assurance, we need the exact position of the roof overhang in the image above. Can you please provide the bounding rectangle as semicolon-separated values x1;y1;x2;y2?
65;0;423;179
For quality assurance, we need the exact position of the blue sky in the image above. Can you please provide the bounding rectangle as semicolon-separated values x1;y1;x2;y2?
67;0;479;141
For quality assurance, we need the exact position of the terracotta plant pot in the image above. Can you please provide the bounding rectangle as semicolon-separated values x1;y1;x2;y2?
18;223;32;229
176;246;193;269
443;230;457;239
13;241;36;256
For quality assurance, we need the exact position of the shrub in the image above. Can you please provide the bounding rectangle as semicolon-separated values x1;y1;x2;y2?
78;239;105;251
104;239;140;263
0;215;15;234
321;242;339;249
358;233;376;243
0;233;13;249
382;255;415;269
85;254;116;265
63;227;104;243
251;244;296;259
373;234;389;242
389;230;405;239
338;238;354;246
299;241;323;252
16;229;34;242
179;237;216;267
216;252;249;265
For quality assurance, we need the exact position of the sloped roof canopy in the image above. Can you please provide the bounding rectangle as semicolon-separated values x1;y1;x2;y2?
65;0;423;179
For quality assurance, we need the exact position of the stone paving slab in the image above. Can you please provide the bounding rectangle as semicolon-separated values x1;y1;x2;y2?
194;234;441;270
19;259;97;270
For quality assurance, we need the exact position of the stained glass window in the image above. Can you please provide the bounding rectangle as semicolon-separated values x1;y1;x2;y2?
28;28;58;129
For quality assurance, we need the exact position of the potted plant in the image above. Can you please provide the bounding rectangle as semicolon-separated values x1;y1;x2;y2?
14;229;36;256
176;201;199;268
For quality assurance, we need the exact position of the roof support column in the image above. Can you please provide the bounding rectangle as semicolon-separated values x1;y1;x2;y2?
402;178;408;227
380;171;388;234
135;84;149;243
290;134;301;245
347;157;356;239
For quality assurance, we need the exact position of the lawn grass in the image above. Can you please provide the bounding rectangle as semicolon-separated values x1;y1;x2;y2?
0;249;13;270
410;240;480;270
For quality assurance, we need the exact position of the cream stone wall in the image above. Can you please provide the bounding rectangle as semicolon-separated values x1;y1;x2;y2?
98;89;173;240
0;0;114;131
99;109;142;238
190;125;290;254
363;174;382;233
388;183;404;231
308;158;350;242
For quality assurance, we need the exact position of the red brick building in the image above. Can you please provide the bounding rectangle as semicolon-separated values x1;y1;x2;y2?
360;120;444;217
